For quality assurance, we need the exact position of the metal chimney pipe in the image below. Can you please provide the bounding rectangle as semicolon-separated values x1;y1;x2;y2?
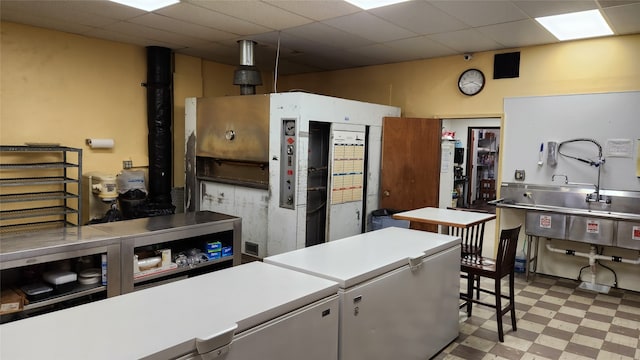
238;39;256;66
233;40;262;95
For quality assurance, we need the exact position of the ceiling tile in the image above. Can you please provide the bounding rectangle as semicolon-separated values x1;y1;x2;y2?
68;0;148;20
1;0;637;75
384;36;458;59
84;27;173;48
101;21;206;48
369;1;469;34
1;0;120;28
156;2;271;35
598;0;640;8
428;29;505;53
264;0;360;21
346;43;409;63
188;0;313;30
603;3;640;34
323;11;417;42
429;0;529;27
128;13;236;41
477;19;558;48
512;0;597;18
283;22;374;49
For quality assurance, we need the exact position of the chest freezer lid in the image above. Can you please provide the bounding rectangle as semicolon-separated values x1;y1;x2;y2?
0;262;339;360
265;227;460;288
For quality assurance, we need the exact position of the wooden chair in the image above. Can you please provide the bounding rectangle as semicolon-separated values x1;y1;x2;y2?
446;207;490;298
460;225;521;342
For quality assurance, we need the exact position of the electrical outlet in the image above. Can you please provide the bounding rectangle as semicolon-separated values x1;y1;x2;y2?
515;169;525;181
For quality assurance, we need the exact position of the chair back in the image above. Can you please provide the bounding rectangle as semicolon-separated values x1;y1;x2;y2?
495;225;522;277
446;207;489;260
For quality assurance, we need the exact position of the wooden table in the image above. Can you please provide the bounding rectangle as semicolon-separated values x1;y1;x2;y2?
392;207;496;231
393;206;497;301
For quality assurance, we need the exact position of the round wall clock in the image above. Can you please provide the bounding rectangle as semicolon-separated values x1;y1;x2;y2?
458;69;485;96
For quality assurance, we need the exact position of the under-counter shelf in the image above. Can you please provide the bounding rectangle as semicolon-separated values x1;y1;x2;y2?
0;211;241;323
0;145;82;233
0;226;120;324
23;284;106;311
89;211;241;294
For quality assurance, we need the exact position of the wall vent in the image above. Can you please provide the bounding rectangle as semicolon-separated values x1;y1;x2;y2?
245;241;259;257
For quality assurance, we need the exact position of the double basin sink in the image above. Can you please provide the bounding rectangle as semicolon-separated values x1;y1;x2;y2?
492;183;640;250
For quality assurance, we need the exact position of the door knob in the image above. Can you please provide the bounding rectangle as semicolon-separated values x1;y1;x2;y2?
383;190;390;197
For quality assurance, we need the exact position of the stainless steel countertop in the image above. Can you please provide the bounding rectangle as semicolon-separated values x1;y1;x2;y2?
493;200;640;221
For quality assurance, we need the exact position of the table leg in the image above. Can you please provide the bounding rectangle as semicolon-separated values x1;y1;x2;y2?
525;235;539;281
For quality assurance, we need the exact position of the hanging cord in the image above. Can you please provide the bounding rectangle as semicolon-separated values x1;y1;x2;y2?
557;138;605;167
273;32;281;93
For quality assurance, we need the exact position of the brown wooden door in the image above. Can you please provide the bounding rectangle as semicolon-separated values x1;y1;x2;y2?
380;117;442;232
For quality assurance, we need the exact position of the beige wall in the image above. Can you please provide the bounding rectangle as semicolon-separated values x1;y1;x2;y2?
2;21;638;190
1;22;271;189
278;34;640;118
1;22;149;173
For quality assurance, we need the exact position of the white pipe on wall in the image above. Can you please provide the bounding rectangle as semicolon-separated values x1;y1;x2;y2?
545;242;640;265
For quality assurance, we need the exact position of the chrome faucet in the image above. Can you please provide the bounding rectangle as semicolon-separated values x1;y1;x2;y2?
565;181;609;204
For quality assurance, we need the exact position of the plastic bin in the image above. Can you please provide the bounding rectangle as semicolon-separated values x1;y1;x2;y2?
370;209;410;231
514;254;526;273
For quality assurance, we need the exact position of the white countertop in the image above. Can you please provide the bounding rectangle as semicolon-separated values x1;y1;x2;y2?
265;227;460;288
0;262;339;360
392;207;496;228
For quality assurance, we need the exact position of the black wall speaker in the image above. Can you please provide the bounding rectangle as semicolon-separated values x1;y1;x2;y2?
493;52;520;79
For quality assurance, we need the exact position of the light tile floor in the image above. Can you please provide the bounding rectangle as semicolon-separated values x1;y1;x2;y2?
434;273;640;360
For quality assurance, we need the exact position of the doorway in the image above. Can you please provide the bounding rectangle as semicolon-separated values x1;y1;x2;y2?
467;127;500;210
441;118;500;212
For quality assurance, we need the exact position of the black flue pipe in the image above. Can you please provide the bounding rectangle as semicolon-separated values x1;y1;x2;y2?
145;46;173;209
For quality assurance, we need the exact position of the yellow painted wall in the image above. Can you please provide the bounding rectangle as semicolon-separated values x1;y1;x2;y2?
2;21;638;196
278;34;640;118
1;22;148;173
1;22;271;190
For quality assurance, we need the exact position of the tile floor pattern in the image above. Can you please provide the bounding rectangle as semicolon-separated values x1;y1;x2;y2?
434;274;640;360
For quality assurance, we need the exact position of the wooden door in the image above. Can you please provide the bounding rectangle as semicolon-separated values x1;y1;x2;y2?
380;117;442;232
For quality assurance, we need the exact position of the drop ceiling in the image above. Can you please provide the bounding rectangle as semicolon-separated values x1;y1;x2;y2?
2;0;639;75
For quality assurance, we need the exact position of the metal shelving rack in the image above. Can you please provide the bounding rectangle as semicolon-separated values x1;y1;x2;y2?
0;145;83;233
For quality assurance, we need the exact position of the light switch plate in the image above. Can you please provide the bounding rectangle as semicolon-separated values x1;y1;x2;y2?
515;169;525;181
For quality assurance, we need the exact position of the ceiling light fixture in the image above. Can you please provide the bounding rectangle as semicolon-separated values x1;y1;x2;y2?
344;0;409;10
109;0;179;12
535;9;613;41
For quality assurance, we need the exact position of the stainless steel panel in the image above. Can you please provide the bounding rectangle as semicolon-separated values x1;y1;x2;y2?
616;221;640;250
525;211;566;238
567;216;614;246
196;95;270;162
498;182;640;215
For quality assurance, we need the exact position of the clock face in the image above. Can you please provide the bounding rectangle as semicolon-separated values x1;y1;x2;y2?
458;69;485;96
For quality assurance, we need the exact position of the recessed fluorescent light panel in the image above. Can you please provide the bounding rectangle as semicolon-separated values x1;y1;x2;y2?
109;0;179;12
535;9;613;41
344;0;409;10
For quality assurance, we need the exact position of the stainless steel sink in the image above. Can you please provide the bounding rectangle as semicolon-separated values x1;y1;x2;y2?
494;183;640;249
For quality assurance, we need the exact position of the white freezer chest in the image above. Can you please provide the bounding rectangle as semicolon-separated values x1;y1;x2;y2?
0;262;340;360
265;226;461;360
